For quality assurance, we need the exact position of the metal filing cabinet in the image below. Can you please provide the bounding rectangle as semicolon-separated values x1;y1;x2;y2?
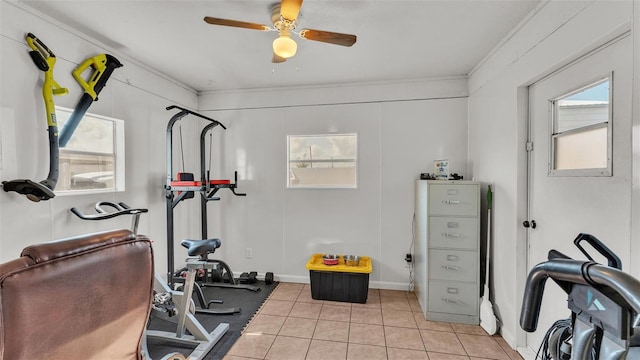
414;180;480;324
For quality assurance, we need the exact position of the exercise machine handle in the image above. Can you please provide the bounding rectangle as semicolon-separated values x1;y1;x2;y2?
166;105;227;129
574;233;622;270
520;259;640;332
70;201;148;220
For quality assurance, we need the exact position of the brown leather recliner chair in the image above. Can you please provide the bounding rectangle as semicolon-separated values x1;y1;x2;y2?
0;229;154;360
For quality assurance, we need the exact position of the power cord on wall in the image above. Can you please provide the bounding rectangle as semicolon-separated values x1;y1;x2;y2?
407;212;416;291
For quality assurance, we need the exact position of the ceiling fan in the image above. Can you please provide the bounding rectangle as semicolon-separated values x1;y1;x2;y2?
204;0;357;63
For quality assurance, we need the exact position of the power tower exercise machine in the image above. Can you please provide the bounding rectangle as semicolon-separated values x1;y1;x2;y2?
165;105;258;295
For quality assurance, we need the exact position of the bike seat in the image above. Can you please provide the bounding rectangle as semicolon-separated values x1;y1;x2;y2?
181;239;222;257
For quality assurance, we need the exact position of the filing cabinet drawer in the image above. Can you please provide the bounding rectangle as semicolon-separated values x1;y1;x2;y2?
428;184;478;216
428;217;478;250
428;249;478;282
428;281;478;316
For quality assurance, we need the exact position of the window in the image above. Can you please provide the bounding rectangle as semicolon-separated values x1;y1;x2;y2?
55;106;125;193
550;76;611;176
287;133;357;188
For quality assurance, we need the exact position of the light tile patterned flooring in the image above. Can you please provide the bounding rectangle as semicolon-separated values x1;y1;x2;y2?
224;282;523;360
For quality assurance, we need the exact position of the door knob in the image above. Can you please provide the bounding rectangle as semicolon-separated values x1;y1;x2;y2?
523;220;537;229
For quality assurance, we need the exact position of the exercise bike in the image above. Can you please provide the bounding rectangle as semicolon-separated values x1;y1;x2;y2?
70;201;229;360
520;233;640;359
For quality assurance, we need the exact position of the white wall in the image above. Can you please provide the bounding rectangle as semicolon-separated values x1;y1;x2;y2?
467;0;636;350
199;79;469;288
0;1;198;279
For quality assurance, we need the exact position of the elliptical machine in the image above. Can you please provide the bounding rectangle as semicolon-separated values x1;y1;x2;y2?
520;233;640;359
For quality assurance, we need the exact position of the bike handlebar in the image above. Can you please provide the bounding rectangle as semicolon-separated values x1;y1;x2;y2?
70;201;148;221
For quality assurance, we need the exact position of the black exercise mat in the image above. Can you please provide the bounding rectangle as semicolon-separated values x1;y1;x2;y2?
146;280;278;360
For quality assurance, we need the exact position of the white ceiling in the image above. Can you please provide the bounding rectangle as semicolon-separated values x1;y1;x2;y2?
18;0;540;93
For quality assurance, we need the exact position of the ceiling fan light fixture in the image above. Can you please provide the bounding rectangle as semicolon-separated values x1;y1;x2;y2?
204;0;357;62
273;35;297;58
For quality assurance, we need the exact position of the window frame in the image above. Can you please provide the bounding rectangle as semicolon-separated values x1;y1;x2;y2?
55;106;125;196
286;133;359;189
548;74;613;177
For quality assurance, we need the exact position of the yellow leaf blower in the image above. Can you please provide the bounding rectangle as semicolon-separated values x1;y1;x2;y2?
2;33;68;202
58;53;122;147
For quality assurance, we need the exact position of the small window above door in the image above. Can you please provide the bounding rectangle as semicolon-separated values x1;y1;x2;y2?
550;75;612;176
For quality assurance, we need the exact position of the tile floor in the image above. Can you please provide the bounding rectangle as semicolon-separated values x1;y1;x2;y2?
224;282;523;360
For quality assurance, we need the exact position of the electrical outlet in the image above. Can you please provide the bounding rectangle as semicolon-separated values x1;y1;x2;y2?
246;248;253;259
404;253;412;268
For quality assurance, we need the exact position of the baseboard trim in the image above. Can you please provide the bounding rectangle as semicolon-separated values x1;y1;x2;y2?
517;347;536;360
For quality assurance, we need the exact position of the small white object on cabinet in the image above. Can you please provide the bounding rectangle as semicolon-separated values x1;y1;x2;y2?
414;180;480;324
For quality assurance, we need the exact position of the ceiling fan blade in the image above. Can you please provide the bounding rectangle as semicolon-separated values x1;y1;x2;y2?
299;29;357;47
272;53;287;63
280;0;303;20
204;16;270;31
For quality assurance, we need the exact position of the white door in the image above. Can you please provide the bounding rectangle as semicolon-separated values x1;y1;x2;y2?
525;34;632;353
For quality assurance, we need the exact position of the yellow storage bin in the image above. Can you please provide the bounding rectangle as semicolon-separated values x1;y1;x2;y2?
306;254;373;303
305;254;372;273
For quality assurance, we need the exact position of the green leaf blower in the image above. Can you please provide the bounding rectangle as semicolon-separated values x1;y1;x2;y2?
2;33;68;202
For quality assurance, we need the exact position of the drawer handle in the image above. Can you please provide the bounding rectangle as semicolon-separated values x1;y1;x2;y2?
447;222;459;228
441;298;461;304
447;255;459;261
442;232;460;238
442;200;460;204
441;265;460;271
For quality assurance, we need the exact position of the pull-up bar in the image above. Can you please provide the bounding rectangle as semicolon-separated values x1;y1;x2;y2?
166;105;226;127
166;105;226;189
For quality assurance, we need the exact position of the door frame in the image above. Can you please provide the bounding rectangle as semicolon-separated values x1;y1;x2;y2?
514;27;633;357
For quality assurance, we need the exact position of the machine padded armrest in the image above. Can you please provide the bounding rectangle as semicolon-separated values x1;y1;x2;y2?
21;229;135;263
